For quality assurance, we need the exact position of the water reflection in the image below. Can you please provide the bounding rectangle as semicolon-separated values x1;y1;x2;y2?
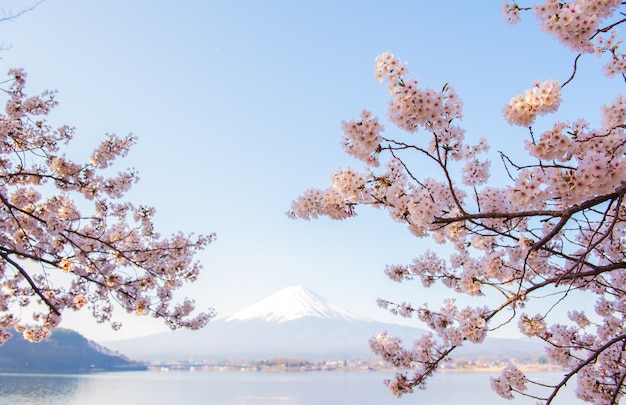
0;370;584;404
0;373;80;404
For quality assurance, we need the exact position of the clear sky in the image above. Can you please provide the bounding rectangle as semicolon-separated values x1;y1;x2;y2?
0;0;621;342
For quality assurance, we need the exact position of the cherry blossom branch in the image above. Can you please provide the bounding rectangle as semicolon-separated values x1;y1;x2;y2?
432;182;626;228
544;333;626;404
0;252;60;316
290;4;626;401
0;68;214;342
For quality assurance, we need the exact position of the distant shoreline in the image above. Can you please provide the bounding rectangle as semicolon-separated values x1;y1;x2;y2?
440;364;564;373
143;359;563;374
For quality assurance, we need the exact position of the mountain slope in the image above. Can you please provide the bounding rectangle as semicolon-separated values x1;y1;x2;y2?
0;328;146;372
105;317;422;362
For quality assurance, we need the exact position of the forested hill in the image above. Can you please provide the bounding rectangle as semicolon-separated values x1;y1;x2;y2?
0;329;146;373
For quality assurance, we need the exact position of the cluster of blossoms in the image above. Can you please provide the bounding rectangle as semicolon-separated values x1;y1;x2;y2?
503;80;562;127
490;364;528;400
0;69;215;344
504;0;626;78
369;331;447;396
594;29;626;77
501;2;523;25
341;109;384;167
286;187;355;221
290;1;626;403
532;0;622;53
374;52;464;138
518;313;548;337
514;94;626;207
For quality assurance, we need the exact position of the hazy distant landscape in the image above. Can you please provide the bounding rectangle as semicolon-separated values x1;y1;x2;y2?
0;300;577;405
1;286;548;374
0;286;569;405
104;286;547;364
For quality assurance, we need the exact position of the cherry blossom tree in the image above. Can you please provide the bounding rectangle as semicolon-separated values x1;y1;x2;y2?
0;68;215;345
289;1;626;403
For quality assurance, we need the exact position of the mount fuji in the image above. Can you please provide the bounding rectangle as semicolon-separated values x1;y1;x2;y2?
103;285;545;362
104;285;422;361
224;285;366;323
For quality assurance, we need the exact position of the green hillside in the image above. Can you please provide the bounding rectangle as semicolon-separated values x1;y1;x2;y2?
0;329;146;373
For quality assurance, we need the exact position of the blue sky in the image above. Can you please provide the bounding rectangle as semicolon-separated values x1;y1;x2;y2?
0;1;621;342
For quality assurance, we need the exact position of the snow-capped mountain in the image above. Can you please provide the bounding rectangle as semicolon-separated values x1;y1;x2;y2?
103;286;545;362
225;285;366;323
104;285;420;361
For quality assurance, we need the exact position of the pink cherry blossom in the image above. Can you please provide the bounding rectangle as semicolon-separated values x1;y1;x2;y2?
290;1;626;403
341;109;384;167
490;364;527;400
0;69;215;344
503;80;562;127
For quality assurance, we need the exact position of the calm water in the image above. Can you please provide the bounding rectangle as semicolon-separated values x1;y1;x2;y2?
0;370;584;404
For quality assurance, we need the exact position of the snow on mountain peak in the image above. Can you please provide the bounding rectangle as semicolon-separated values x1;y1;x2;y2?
225;285;368;323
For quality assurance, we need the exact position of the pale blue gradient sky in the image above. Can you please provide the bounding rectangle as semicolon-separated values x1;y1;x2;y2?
0;1;621;342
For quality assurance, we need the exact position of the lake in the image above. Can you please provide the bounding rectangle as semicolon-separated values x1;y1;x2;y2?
0;370;584;404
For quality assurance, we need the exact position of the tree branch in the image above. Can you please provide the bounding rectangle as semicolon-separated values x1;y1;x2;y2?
0;252;60;315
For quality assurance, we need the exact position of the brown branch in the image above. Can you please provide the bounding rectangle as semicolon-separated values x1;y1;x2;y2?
562;54;582;88
0;252;60;315
544;333;626;404
596;16;626;36
0;246;57;267
433;182;626;227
